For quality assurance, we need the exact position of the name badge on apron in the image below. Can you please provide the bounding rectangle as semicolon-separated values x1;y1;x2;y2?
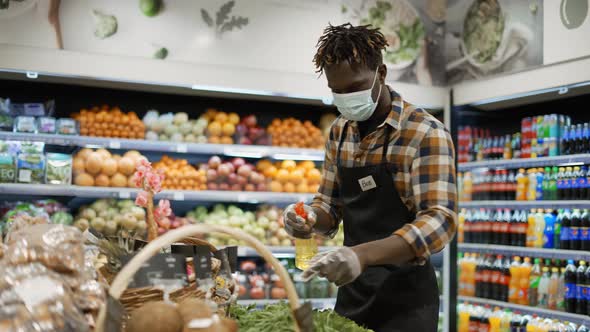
358;175;377;191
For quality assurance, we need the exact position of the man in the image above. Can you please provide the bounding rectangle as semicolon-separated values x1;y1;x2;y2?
283;23;457;332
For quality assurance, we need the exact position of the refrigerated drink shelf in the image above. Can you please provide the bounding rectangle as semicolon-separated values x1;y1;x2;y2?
457;296;590;326
458;243;590;261
458;154;590;172
459;200;590;209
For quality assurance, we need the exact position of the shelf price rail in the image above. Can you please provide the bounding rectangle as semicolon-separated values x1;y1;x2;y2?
458;243;590;261
459;200;590;209
458;296;590;326
0;132;325;160
458;154;590;172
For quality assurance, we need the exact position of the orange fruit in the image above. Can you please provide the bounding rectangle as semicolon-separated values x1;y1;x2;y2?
263;165;278;178
270;181;282;192
208;122;222;137
276;169;290;183
283;182;296;193
289;169;305;185
281;160;297;171
222;123;236;136
228;113;240;125
214;112;228;124
306;168;322;184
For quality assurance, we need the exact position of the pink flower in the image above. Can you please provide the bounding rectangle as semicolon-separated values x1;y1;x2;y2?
156;199;172;218
145;171;162;193
156;217;171;229
135;191;149;207
131;172;143;188
139;158;152;169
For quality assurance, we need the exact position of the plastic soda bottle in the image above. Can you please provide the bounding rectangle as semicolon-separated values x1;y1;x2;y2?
464;172;473;201
557;267;566;311
519;257;532;305
548;267;560;310
543;210;556;249
527;168;537;201
509;256;522;303
565;260;577;313
516;169;528;201
537;267;550;308
529;258;542;307
576;261;587;314
536;168;544;201
526;209;537;247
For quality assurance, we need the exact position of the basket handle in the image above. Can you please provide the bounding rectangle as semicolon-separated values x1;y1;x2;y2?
101;224;303;331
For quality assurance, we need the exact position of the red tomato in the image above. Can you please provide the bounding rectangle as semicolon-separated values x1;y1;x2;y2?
270;287;286;299
250;287;265;299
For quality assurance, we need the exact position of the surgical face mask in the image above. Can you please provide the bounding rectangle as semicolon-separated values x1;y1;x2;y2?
332;68;382;122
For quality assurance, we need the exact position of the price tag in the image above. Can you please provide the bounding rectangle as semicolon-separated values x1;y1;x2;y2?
119;191;131;199
173;192;185;201
194;246;212;280
109;141;121;149
176;144;188;153
122;253;187;288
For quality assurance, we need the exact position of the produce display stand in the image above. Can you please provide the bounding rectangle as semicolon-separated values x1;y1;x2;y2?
96;224;310;332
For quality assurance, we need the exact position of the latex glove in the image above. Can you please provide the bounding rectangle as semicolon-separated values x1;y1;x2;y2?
301;247;362;287
283;203;317;239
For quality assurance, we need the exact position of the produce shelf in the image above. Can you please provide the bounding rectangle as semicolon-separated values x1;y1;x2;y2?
0;132;325;160
237;298;336;309
459;200;590;209
0;184;315;203
457;154;590;171
457;296;590;326
457;243;590;261
237;246;338;258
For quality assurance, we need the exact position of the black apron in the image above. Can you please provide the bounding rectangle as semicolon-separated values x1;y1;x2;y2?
333;118;439;332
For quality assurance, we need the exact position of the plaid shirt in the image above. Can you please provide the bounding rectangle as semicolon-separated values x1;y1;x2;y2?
312;87;457;265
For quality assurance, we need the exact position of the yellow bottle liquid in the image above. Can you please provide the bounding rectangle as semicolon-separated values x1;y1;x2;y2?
295;237;318;270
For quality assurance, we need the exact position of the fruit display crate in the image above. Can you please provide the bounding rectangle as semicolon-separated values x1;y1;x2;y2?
0;132;325;160
459;200;590;209
237;298;336;309
0;184;315;203
457;243;590;261
457;296;590;326
457;154;590;171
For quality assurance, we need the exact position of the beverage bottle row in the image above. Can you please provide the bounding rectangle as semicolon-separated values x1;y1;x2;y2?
458;303;589;332
522;114;570;159
459;253;590;315
457;127;522;163
458;165;590;202
458;208;590;251
561;123;590;155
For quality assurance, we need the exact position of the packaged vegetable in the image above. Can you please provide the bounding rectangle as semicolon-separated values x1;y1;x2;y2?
0;153;16;183
0;263;90;332
0;97;12;131
4;224;85;273
56;118;78;135
16;153;45;183
19;141;45;154
45;153;72;185
14;115;37;133
37;116;57;134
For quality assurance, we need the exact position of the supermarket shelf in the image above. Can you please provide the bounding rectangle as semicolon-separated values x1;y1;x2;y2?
458;154;590;171
237;298;336;309
458;296;590;326
0;132;325;161
0;184;315;203
238;246;337;258
458;243;590;261
459;200;590;209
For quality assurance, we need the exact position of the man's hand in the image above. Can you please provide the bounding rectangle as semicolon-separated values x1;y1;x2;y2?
301;247;362;286
283;203;317;239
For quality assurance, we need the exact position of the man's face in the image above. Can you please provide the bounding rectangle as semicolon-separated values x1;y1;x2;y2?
325;61;384;99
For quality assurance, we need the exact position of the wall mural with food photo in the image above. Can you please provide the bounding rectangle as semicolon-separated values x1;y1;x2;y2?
445;0;544;84
340;0;448;86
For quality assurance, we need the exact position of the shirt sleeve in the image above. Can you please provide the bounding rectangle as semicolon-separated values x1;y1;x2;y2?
311;126;343;237
394;123;458;265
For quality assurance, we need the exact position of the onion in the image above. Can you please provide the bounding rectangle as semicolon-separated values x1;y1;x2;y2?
208;156;221;169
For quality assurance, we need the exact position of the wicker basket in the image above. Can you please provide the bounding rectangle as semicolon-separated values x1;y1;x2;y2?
97;235;224;317
95;224;308;332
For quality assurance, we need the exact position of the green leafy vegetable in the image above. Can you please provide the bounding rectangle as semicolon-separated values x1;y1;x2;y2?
230;303;374;332
153;47;168;59
93;10;118;39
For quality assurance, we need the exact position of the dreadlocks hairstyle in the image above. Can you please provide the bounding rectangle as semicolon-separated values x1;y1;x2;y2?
313;23;389;74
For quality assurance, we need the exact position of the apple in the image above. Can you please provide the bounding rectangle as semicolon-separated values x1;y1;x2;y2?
236;124;248;135
228;173;238;185
243;115;257;128
206;169;218;182
208;156;222;169
217;164;231;177
237;175;248;186
245;184;255;191
238;165;252;178
256;183;267;192
239;137;252;145
219;183;230;191
231;158;246;169
208;183;219;191
231;183;242;191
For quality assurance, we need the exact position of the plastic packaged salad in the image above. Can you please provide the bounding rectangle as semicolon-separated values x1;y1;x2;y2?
45;153;72;185
37;117;57;134
56;118;79;135
16;153;45;184
14;116;37;133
